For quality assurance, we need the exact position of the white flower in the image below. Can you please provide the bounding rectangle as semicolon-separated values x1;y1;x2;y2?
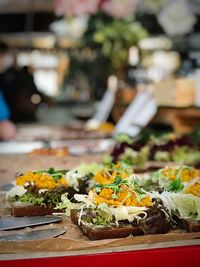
158;0;196;36
50;16;89;39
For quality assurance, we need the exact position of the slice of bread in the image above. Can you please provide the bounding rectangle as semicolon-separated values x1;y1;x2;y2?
71;209;143;240
11;202;63;217
174;215;200;232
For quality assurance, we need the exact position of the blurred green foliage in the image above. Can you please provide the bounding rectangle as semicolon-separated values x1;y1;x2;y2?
92;17;148;71
65;14;148;99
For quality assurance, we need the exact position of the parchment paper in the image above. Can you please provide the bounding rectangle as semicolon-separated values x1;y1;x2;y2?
1;215;200;254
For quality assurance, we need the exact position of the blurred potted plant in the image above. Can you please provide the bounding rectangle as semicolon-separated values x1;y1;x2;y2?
63;16;148;99
53;0;148;99
90;15;148;79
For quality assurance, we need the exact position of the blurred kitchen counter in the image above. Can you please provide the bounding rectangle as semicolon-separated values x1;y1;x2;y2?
112;104;200;133
151;106;200;133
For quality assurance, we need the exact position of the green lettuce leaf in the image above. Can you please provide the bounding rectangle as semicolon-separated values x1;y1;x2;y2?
19;193;45;206
55;193;82;216
76;163;102;176
162;192;200;221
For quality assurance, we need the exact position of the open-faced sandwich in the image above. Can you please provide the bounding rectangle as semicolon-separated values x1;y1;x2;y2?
137;165;200;192
110;132;200;172
69;162;171;240
6;163;101;217
55;163;199;240
135;166;200;233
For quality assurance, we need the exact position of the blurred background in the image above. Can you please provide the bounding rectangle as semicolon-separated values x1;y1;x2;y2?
0;0;200;147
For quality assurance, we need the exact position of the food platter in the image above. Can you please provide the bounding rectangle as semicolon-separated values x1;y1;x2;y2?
0;151;199;266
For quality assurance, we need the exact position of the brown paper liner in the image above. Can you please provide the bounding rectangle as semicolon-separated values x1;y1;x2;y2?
0;155;200;255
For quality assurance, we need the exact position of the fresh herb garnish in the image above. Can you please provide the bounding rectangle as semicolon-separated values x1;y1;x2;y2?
118;159;133;171
168;178;184;192
94;176;145;196
94;176;124;193
34;167;67;181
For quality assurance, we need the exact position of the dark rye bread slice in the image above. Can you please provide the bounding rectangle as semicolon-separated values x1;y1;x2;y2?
71;209;143;240
176;216;200;233
11;202;64;217
173;215;200;232
181;219;200;232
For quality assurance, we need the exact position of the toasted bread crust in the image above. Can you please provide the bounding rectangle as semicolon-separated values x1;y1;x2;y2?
175;216;200;232
11;203;63;217
181;219;200;233
71;209;143;240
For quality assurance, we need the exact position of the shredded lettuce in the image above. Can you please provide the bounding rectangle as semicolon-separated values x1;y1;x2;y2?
149;133;178;146
6;185;27;200
172;147;200;164
114;134;134;144
109;206;148;223
75;193;148;224
76;163;102;176
150;168;186;193
55;193;82;216
154;151;171;162
93;204;113;225
161;192;200;221
119;146;149;168
102;154;113;164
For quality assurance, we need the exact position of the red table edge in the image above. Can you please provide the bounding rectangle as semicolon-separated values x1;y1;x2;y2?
1;244;200;267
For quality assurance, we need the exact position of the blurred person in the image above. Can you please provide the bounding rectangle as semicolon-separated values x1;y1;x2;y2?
8;65;43;122
0;41;16;140
0;92;16;140
0;41;44;122
0;42;13;73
